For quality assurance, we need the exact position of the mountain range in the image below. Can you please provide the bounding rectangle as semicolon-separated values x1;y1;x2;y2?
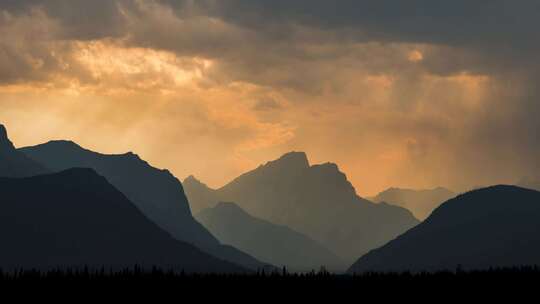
184;152;419;263
19;138;265;270
0;168;247;273
349;185;540;273
196;202;344;271
6;122;540;274
370;187;456;220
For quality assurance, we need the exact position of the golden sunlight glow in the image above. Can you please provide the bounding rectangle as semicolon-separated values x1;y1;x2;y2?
407;50;424;62
74;41;213;91
0;8;512;196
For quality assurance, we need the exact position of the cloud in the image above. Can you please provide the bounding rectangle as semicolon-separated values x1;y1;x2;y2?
253;98;283;111
0;8;61;83
0;0;126;39
203;1;540;49
2;1;536;87
0;0;540;193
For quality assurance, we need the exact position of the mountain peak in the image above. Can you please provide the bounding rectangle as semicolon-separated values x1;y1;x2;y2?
0;124;14;150
277;151;309;166
120;151;143;161
45;140;83;150
260;152;310;173
309;162;345;177
0;124;7;138
183;175;212;189
315;162;339;170
124;151;138;157
184;175;201;184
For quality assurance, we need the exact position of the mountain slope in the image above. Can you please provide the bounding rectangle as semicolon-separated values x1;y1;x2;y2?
518;176;540;191
184;175;220;214
0;168;247;273
196;202;344;271
370;187;456;220
0;124;48;177
348;185;540;273
184;152;419;263
20;141;265;270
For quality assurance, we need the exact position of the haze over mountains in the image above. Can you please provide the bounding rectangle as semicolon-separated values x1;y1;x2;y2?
0;168;246;273
196;202;344;271
349;185;540;273
184;152;419;263
370;187;456;220
20;139;265;270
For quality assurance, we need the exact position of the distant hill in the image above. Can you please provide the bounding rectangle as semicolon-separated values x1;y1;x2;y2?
348;185;540;273
184;152;419;263
20;141;266;270
518;177;540;191
0;168;247;273
0;124;48;177
370;187;455;220
196;202;344;271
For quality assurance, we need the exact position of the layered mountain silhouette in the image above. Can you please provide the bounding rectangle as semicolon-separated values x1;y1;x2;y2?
349;185;540;273
196;202;344;271
0;124;48;178
184;175;220;214
370;187;455;220
0;168;247;273
20;140;265;270
184;152;419;262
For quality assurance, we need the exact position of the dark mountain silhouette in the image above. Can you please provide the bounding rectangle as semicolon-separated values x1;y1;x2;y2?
196;202;344;271
518;177;540;191
370;187;455;220
0;168;247;273
349;185;540;273
20;141;266;270
184;152;419;263
0;124;48;177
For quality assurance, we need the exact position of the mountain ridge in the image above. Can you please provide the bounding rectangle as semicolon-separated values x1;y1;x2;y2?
20;139;267;270
196;201;345;271
0;168;248;273
0;124;49;178
184;151;419;263
370;187;456;220
348;185;540;273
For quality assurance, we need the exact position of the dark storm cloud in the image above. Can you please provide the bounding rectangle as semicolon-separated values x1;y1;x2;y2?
0;0;135;84
189;0;540;79
201;0;540;48
3;0;539;52
1;0;126;39
2;0;538;76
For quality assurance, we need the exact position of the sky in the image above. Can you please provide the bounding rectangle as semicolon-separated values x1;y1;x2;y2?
0;0;539;196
